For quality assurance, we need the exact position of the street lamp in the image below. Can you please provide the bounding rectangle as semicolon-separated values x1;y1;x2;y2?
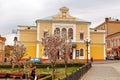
85;39;90;63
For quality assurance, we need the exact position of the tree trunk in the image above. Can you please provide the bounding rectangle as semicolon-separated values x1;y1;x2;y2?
18;61;21;72
65;62;67;77
52;65;55;80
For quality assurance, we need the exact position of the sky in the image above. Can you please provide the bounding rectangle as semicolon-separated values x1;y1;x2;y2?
1;0;120;43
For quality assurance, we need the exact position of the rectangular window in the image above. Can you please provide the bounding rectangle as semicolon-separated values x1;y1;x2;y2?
76;50;79;57
80;33;84;40
44;31;48;37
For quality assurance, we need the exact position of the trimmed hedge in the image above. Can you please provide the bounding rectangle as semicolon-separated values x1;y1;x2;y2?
33;62;85;68
0;62;84;68
0;65;24;68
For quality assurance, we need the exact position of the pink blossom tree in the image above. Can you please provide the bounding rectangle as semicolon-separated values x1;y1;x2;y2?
42;33;65;80
11;41;26;72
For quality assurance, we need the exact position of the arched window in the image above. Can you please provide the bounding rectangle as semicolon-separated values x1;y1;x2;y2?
68;28;73;39
62;28;67;39
54;28;60;34
80;48;84;56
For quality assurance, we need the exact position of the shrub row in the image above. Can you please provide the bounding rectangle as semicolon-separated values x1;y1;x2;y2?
33;62;85;68
0;62;84;68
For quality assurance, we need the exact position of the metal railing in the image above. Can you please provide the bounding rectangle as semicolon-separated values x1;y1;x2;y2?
59;63;92;80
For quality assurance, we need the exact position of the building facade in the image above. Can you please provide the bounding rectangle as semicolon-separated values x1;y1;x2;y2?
18;7;106;61
95;17;120;59
95;17;120;36
90;29;106;60
0;36;6;63
106;32;120;59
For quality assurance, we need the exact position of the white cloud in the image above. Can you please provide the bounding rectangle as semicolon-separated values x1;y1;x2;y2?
0;0;120;35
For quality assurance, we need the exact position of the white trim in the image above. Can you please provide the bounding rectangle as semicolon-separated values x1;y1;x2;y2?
73;48;76;60
36;44;39;58
36;23;40;58
73;24;76;42
88;26;90;59
37;23;40;40
104;33;106;60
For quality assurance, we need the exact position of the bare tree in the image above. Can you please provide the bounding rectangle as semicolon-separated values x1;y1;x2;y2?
42;33;65;80
11;42;26;72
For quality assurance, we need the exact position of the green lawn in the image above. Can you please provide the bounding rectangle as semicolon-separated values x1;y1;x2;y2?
0;66;79;79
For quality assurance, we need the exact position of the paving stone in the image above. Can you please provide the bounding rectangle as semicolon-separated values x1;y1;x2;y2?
80;61;120;80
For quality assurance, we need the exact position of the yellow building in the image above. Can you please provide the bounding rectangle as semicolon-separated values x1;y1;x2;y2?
90;29;106;60
95;17;120;36
18;7;106;61
95;17;120;60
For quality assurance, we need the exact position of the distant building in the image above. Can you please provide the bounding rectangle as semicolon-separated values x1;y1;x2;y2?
0;36;6;63
95;17;120;36
106;32;120;59
95;17;120;59
18;7;106;61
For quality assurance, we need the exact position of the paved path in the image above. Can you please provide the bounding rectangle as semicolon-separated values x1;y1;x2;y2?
80;60;120;80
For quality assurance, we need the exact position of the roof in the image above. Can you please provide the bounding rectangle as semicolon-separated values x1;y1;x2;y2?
36;16;91;24
18;25;36;27
107;32;120;38
36;7;91;24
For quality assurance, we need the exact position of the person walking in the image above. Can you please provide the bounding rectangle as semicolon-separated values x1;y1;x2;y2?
30;66;36;80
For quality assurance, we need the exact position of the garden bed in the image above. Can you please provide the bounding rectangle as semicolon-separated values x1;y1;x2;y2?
0;72;50;79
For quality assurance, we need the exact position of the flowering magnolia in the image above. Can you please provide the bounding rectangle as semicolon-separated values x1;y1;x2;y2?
42;32;72;79
11;42;26;72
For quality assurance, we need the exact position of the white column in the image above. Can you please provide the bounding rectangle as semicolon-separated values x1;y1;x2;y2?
88;25;91;59
73;48;76;60
104;32;106;60
36;22;40;58
36;44;39;58
73;24;76;42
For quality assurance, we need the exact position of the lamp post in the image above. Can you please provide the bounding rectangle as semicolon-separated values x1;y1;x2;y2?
85;39;90;63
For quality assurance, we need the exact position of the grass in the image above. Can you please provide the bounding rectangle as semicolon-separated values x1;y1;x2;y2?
0;66;79;79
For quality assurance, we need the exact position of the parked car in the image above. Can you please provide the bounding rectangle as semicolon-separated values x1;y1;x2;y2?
114;56;120;60
30;58;41;64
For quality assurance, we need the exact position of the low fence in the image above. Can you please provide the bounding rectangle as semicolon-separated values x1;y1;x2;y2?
59;62;92;80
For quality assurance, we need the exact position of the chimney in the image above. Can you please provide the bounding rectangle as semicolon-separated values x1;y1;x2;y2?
105;18;109;22
14;37;17;41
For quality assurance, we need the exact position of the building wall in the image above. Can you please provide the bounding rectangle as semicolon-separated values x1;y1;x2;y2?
106;32;120;48
107;22;120;35
76;44;86;59
18;27;37;58
76;24;88;41
39;22;52;40
95;18;120;36
90;30;106;60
